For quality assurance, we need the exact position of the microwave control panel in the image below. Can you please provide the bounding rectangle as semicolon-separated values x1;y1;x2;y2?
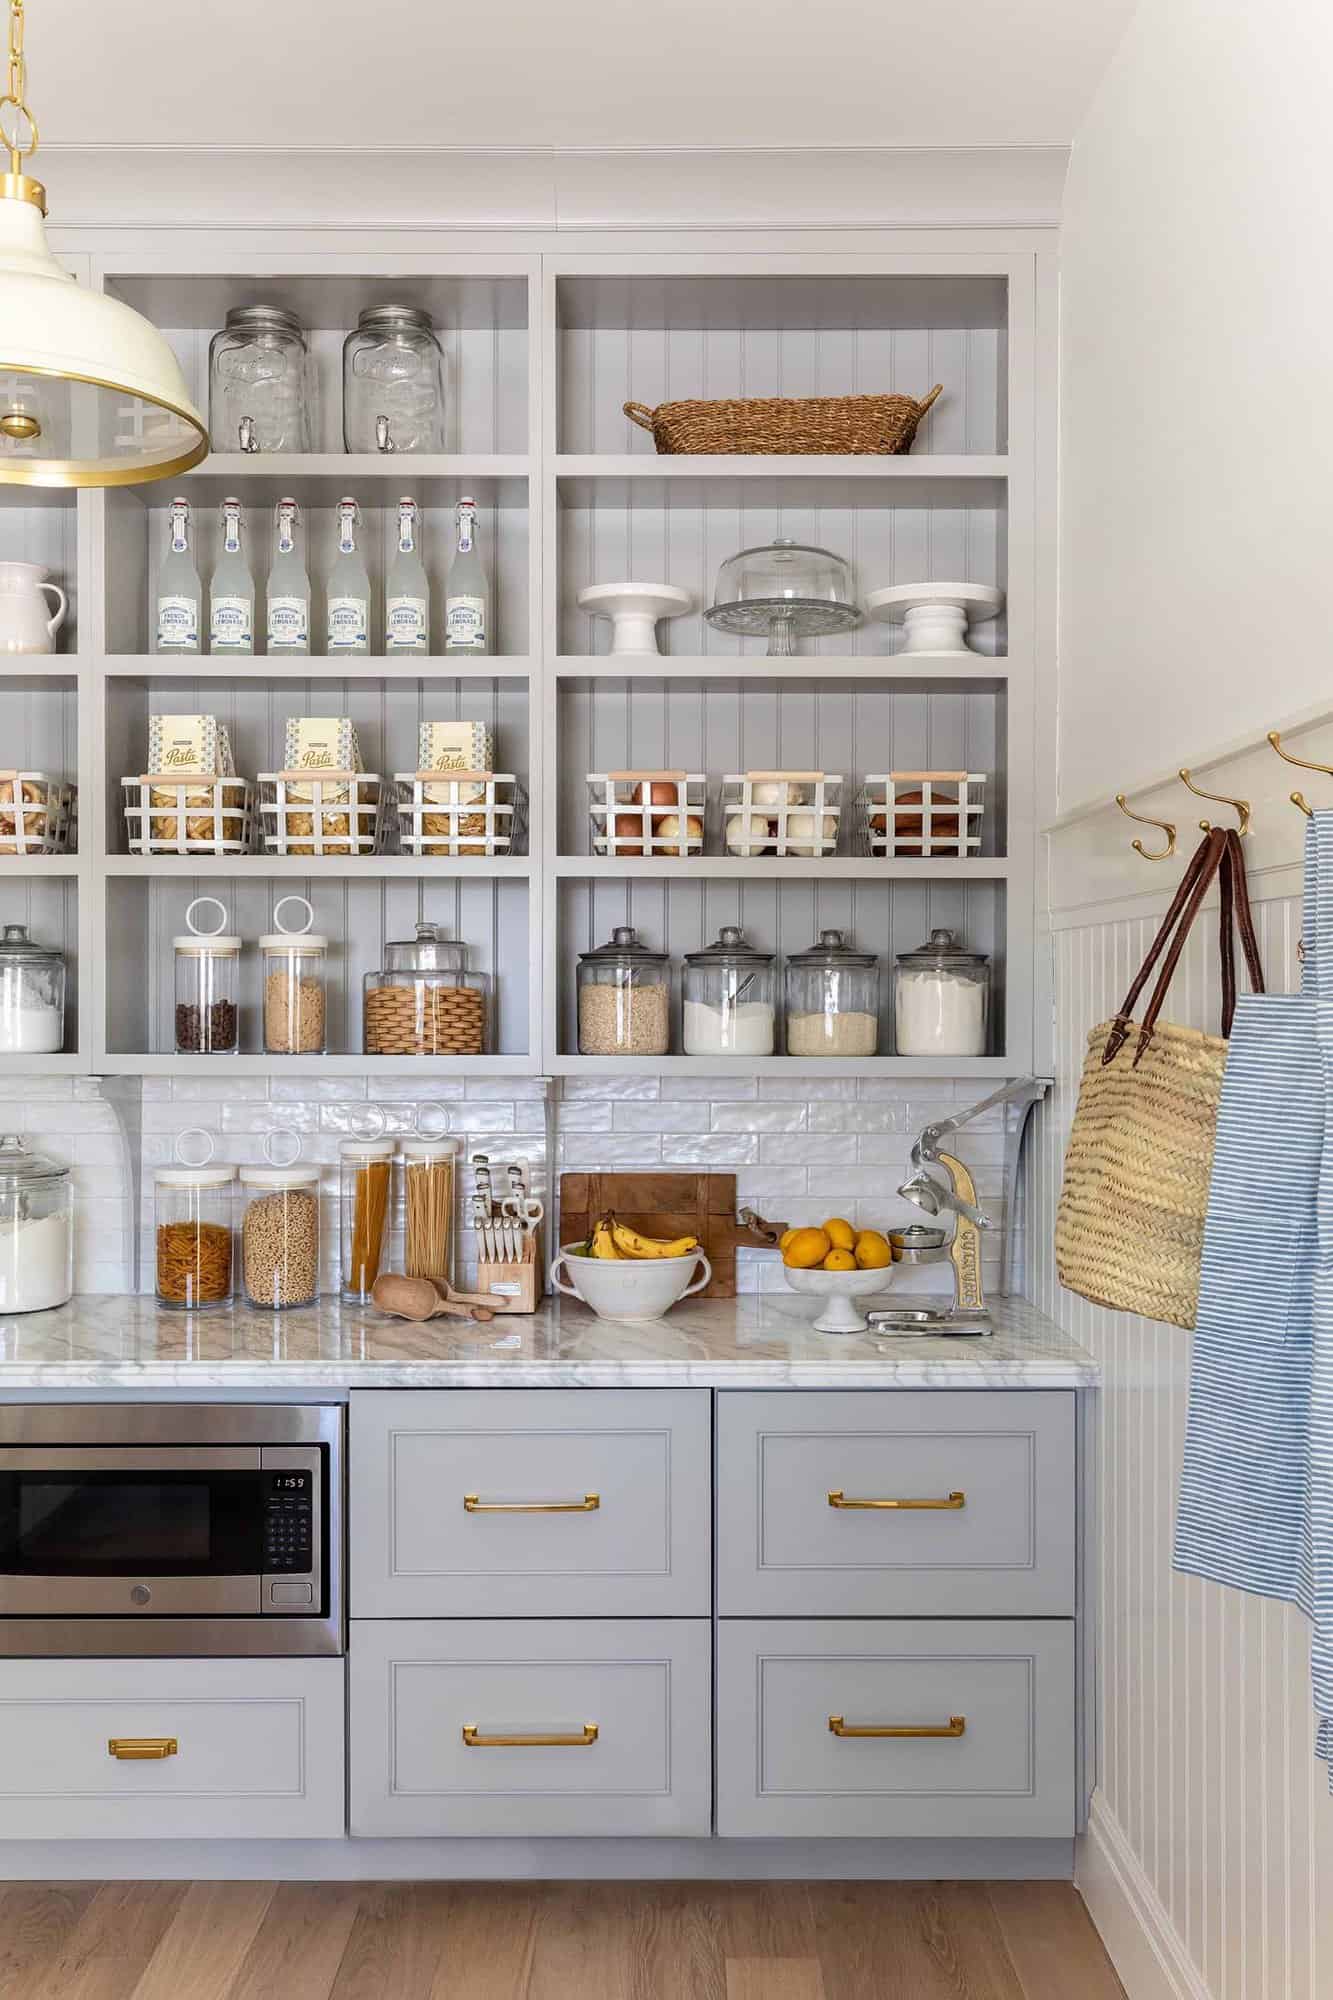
259;1445;323;1612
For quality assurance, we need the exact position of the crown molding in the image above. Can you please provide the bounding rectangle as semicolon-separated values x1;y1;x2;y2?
34;144;1069;234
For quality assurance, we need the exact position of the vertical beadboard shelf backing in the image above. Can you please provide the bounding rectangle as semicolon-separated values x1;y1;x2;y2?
0;243;1042;1083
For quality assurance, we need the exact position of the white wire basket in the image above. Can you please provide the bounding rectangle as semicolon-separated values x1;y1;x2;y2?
587;771;707;857
259;770;385;856
122;774;256;856
0;771;76;855
393;771;527;857
857;771;987;858
719;771;843;857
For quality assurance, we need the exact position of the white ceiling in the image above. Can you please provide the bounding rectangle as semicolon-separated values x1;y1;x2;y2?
36;0;1135;152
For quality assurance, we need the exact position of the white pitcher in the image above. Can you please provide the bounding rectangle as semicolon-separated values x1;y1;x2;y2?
0;561;66;654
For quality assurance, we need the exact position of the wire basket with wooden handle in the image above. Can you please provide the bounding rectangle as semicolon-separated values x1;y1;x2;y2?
623;386;942;456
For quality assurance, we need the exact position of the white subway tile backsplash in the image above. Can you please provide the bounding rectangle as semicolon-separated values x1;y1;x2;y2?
661;1134;760;1166
611;1102;711;1133
762;1075;858;1101
809;1102;905;1133
711;1103;807;1133
561;1075;660;1100
219;1101;319;1135
762;1131;846;1164
560;1135;664;1167
657;1073;758;1100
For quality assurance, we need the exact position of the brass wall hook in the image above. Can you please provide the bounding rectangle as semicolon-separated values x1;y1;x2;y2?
1115;794;1177;861
1178;768;1252;836
1268;733;1332;819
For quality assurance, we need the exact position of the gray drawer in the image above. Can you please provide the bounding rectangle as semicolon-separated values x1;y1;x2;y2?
716;1618;1075;1838
350;1388;710;1618
717;1390;1075;1616
350;1618;712;1837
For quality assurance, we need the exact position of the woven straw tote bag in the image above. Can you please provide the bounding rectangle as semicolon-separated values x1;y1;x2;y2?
1056;827;1264;1328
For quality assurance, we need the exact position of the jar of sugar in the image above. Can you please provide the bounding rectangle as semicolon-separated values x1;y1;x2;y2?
682;926;776;1055
0;1135;72;1312
893;927;990;1057
0;923;65;1055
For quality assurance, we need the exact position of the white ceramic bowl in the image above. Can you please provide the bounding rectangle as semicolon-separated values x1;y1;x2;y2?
550;1243;712;1322
781;1262;893;1334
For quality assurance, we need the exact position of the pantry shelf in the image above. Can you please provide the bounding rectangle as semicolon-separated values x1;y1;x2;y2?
175;454;531;493
553;657;1010;685
105;856;532;880
552;455;1008;482
0;857;83;878
547;1055;1022;1079
104;657;533;680
96;1054;543;1079
554;857;1012;880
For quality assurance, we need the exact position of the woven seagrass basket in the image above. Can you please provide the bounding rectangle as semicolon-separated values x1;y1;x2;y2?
623;385;942;456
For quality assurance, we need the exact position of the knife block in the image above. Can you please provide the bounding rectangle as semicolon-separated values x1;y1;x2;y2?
476;1229;542;1314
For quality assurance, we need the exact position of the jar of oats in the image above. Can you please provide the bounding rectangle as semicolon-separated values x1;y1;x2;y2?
239;1164;321;1310
576;925;671;1056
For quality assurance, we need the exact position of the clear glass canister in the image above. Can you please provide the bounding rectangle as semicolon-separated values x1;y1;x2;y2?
239;1165;321;1310
401;1136;460;1287
343;305;446;455
577;925;671;1056
894;927;991;1057
208;306;312;455
363;923;488;1056
0;1134;72;1312
260;931;328;1055
784;928;879;1058
0;922;65;1054
174;931;240;1054
340;1137;394;1304
682;926;776;1056
155;1164;235;1309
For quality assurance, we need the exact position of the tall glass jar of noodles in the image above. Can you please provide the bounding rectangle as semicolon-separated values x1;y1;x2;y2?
339;1137;394;1306
401;1137;460;1289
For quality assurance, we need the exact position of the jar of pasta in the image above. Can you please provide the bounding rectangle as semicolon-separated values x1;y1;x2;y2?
155;1135;235;1310
339;1135;394;1305
260;895;327;1056
401;1135;460;1287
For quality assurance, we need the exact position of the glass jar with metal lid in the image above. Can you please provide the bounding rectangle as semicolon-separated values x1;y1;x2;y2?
0;921;65;1055
208;306;312;455
343;306;446;455
682;926;776;1056
784;928;879;1058
363;922;489;1056
894;926;990;1057
0;1134;72;1313
576;925;671;1056
154;1130;235;1310
174;896;240;1055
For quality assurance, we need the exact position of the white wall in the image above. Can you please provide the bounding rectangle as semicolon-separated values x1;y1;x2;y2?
1058;0;1333;814
1049;1;1333;1992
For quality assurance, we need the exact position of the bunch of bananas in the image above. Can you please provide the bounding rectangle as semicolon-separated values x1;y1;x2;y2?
582;1213;700;1261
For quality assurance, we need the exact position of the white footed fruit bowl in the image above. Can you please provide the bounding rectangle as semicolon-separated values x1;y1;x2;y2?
550;1244;712;1321
577;583;693;657
866;582;1005;656
782;1263;893;1335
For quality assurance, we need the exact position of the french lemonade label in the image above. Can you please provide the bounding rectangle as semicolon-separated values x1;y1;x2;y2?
268;595;309;647
156;595;198;649
445;595;485;649
386;595;428;649
327;596;369;649
210;595;252;648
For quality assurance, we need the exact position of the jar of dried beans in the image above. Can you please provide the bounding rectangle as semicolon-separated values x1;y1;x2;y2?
155;1160;235;1310
173;897;240;1055
239;1164;321;1310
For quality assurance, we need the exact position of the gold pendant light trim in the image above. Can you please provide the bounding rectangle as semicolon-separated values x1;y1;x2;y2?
0;358;208;487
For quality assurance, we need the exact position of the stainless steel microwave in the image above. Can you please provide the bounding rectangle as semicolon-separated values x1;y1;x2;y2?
0;1404;342;1655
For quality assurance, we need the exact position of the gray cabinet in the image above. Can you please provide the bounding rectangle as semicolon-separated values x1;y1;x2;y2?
350;1388;711;1618
350;1617;712;1837
716;1389;1076;1616
716;1618;1076;1838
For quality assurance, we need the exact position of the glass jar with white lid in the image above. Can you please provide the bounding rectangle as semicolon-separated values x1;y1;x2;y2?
894;927;991;1057
260;896;327;1057
0;922;65;1055
401;1133;460;1288
0;1135;72;1313
154;1131;235;1310
682;926;776;1055
340;1132;395;1305
173;897;240;1055
239;1137;321;1311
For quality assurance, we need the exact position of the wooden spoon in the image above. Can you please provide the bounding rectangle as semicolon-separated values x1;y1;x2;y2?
372;1274;495;1324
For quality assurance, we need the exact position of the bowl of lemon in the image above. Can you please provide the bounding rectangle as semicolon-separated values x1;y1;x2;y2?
779;1218;894;1334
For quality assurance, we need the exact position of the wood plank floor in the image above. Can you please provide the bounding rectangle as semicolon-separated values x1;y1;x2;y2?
0;1882;1126;2000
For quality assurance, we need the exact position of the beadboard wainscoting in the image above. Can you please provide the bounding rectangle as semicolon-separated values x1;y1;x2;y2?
1029;887;1333;2000
0;1072;1012;1299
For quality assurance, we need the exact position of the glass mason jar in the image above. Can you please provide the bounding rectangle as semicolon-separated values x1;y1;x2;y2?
0;922;65;1054
239;1165;321;1310
363;922;488;1056
401;1136;460;1287
208;306;313;455
894;927;991;1057
154;1164;235;1310
343;305;446;455
682;926;776;1056
0;1134;72;1313
340;1136;394;1304
173;929;240;1054
577;925;671;1056
260;932;328;1055
784;928;879;1058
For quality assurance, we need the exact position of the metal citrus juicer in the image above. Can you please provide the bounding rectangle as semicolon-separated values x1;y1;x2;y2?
866;1077;1047;1337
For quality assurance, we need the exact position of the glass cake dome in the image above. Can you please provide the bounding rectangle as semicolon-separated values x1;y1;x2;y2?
705;537;861;655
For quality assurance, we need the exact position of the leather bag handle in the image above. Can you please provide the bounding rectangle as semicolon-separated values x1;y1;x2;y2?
1103;829;1225;1063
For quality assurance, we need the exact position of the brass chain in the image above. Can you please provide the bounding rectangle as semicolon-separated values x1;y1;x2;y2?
0;0;38;173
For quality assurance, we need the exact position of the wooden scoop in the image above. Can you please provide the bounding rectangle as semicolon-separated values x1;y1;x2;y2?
372;1274;495;1324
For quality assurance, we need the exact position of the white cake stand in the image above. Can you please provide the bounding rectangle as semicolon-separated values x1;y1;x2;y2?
866;582;1005;656
782;1264;893;1335
577;583;693;657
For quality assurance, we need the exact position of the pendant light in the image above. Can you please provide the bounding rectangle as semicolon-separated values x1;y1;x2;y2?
0;0;206;487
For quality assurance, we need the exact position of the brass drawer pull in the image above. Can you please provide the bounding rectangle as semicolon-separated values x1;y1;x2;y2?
463;1492;600;1514
462;1722;599;1748
108;1737;178;1761
827;1489;965;1510
828;1715;966;1739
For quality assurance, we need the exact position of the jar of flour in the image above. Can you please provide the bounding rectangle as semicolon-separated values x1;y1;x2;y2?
894;927;991;1057
0;1136;72;1313
0;923;65;1054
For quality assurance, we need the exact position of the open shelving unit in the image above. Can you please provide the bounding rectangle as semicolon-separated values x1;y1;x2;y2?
0;246;1043;1080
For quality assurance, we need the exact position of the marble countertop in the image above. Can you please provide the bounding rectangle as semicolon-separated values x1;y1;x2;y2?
0;1292;1096;1390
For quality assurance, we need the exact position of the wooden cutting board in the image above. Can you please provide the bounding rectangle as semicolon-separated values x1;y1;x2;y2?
558;1172;784;1299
